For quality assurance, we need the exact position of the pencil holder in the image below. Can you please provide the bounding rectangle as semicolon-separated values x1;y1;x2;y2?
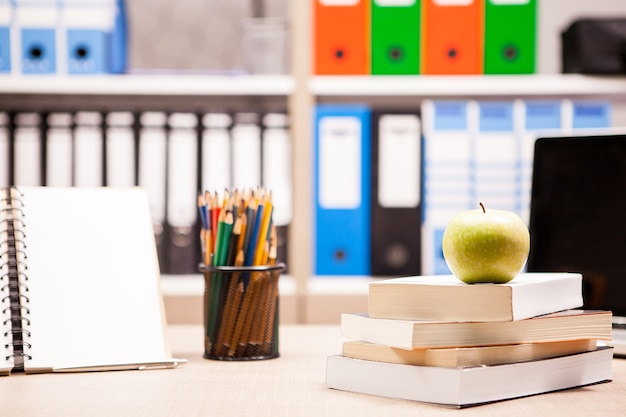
199;263;285;361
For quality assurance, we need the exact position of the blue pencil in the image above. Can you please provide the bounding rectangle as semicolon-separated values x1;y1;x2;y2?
244;201;264;267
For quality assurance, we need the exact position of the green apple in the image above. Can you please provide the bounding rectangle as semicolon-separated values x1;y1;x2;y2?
442;203;530;284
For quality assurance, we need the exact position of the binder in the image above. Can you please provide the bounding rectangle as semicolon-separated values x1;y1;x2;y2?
261;113;292;267
484;0;536;74
520;100;562;224
569;101;612;130
313;0;369;75
73;111;103;187
108;0;128;74
231;113;261;190
370;0;421;75
370;111;421;276
104;111;135;187
314;104;371;276
13;112;42;186
421;100;474;275
421;0;483;75
138;111;168;272
59;0;115;74
262;113;292;227
474;100;520;213
165;112;199;274
0;112;9;187
0;187;185;374
13;0;58;74
45;112;73;187
201;113;232;192
0;0;11;72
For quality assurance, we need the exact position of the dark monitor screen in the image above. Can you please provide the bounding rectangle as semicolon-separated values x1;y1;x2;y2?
527;134;626;317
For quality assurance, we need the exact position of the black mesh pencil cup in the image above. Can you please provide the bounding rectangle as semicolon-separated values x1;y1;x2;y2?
199;262;285;361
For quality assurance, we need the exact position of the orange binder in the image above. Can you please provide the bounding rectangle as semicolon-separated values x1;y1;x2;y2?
313;0;369;75
421;0;483;75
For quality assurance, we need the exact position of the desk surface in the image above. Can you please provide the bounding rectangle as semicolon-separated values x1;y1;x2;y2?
2;325;626;416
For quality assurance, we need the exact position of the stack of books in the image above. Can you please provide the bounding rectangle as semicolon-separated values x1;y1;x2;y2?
326;272;614;408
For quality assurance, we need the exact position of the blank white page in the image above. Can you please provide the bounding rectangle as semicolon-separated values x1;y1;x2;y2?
15;187;174;372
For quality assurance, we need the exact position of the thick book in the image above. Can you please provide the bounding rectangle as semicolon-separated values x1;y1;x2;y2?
1;186;186;375
342;339;598;368
326;347;614;408
341;310;613;349
368;273;583;322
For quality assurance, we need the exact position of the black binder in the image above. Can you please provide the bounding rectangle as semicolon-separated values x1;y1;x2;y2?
562;18;626;74
370;110;422;277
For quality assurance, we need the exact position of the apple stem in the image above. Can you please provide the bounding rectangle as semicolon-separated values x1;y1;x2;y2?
479;202;486;213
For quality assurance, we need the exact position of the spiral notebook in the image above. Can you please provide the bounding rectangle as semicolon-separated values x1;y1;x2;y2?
1;186;186;375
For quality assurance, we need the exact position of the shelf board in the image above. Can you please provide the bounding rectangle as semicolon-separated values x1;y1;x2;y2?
0;74;296;96
309;74;626;98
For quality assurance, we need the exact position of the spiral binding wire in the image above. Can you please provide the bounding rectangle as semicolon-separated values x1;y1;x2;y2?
0;187;32;368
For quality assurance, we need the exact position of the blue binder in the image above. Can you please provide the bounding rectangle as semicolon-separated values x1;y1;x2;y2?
571;101;611;129
16;0;58;74
525;101;562;132
314;104;371;276
0;0;11;73
108;0;127;74
60;0;126;74
475;101;519;213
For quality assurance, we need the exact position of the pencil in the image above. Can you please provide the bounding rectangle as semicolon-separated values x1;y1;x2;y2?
253;193;273;266
244;197;264;267
227;273;259;357
214;249;245;357
235;275;264;356
212;209;226;267
211;191;220;245
242;197;257;262
216;211;234;267
237;211;248;255
226;214;242;266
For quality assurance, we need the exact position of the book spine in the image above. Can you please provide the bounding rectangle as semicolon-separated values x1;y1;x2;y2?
0;187;32;371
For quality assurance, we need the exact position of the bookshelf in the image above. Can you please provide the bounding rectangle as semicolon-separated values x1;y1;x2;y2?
310;74;626;98
3;2;626;324
0;74;295;96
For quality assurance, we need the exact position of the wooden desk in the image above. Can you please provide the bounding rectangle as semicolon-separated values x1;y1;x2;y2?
2;325;625;416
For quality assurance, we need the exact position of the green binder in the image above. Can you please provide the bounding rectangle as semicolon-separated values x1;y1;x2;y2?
371;0;421;75
484;0;537;74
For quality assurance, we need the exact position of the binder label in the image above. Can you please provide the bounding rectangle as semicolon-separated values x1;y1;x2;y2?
374;0;415;5
378;115;420;208
319;116;361;209
433;0;473;5
490;0;529;4
319;0;359;5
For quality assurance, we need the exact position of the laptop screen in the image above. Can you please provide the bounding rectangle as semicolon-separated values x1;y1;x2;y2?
527;134;626;317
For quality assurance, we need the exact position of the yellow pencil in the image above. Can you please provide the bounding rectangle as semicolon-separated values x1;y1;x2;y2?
253;192;273;266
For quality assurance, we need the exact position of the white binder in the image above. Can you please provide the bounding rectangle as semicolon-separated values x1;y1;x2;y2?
13;113;41;187
105;111;135;187
46;113;73;187
73;112;103;187
201;113;231;192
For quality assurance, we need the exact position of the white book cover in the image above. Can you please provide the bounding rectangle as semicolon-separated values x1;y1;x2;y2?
368;272;583;322
326;347;614;407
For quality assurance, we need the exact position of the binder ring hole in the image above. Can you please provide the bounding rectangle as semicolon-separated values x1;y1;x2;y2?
447;48;457;59
388;46;403;62
333;249;346;262
74;45;89;60
334;48;345;60
503;45;518;61
29;45;44;60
